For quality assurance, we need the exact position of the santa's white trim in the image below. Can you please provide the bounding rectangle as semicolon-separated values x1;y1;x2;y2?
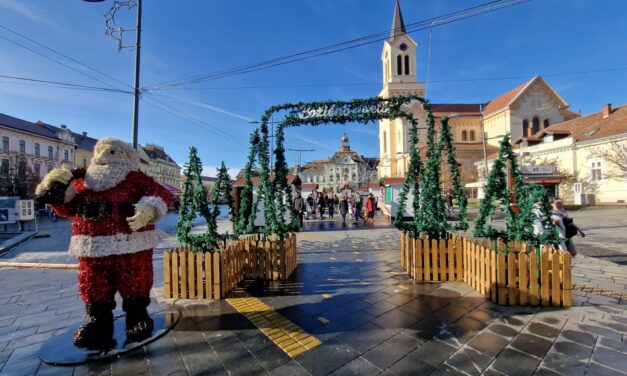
69;230;158;257
137;196;168;222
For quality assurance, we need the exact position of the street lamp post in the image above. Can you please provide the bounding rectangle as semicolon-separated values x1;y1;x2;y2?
82;0;142;149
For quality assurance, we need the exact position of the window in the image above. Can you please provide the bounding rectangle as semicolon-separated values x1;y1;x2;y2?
590;161;603;181
64;149;69;161
543;119;550;129
34;143;40;156
461;131;467;141
469;130;476;141
2;137;8;151
383;131;387;153
47;164;53;173
532;117;540;134
1;159;8;173
329;175;333;182
352;173;356;180
404;55;410;75
522;119;529;137
397;55;402;75
48;146;53;159
82;158;87;167
19;140;25;154
34;163;41;177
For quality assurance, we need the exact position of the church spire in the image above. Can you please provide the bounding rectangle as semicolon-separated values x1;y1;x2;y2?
390;0;406;40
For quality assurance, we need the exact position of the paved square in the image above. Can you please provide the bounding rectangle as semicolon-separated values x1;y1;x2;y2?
0;221;626;375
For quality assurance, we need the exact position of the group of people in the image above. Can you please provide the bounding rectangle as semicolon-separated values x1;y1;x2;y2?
533;197;585;256
293;190;377;227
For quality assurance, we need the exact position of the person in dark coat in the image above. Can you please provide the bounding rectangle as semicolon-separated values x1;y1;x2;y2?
294;192;306;227
339;195;349;223
327;195;336;218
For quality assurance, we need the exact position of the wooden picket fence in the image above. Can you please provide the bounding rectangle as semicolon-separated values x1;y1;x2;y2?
400;232;572;307
163;233;298;300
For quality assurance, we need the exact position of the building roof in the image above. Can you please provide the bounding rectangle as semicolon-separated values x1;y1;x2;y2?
42;122;99;152
482;80;530;116
483;76;569;116
431;103;484;115
142;145;179;166
233;175;297;187
0;113;70;142
390;0;406;40
536;104;627;143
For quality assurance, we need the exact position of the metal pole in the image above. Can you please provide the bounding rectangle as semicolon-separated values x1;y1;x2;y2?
131;0;142;149
480;104;488;180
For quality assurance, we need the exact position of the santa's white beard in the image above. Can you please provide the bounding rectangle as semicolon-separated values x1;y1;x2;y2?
85;163;133;192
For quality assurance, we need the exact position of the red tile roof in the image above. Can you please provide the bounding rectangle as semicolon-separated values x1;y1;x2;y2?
537;104;627;143
482;80;530;116
431;103;483;115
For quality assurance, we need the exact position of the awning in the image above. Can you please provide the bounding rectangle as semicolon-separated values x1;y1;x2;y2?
522;174;566;185
159;181;181;194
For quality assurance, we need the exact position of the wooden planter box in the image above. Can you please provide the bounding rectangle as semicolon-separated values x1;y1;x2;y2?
163;233;298;300
400;232;572;307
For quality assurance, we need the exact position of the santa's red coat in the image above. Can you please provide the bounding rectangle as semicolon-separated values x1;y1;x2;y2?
51;170;172;258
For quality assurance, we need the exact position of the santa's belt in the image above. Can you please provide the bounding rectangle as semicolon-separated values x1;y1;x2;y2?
78;201;135;220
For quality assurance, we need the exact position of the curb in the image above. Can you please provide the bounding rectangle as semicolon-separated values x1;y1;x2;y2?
0;261;78;269
0;231;37;256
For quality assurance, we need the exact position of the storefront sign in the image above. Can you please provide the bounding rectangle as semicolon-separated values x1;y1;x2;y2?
521;164;554;174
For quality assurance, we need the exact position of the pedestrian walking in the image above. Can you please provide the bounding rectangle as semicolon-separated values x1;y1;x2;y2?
327;195;336;218
306;194;314;219
339;195;349;223
551;198;585;256
294;192;306;228
364;192;376;225
353;194;364;224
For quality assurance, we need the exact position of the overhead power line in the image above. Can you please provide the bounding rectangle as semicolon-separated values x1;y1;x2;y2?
0;74;133;93
0;24;132;90
145;0;529;91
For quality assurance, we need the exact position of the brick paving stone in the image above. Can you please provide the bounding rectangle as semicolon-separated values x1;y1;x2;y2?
591;346;627;373
526;322;561;339
586;362;627;376
336;322;395;354
35;362;74;376
466;331;509;357
328;356;381;376
385;353;436;376
598;336;627;354
253;344;292;372
0;356;41;376
558;329;597;348
144;333;189;376
110;347;149;376
362;333;420;369
491;348;541;376
509;333;553;358
295;338;360;376
268;360;310;376
409;339;458;367
444;347;491;375
540;352;587;376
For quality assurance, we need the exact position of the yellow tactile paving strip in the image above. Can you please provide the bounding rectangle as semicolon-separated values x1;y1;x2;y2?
226;293;322;358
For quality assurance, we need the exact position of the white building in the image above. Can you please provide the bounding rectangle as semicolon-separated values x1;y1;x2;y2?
300;134;379;193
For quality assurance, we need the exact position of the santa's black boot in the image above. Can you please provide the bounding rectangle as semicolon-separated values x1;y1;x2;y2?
123;297;154;343
73;300;115;350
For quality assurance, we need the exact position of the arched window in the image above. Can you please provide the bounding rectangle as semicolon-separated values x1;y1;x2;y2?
469;130;476;141
397;55;402;75
404;55;410;75
461;131;467;141
532;117;540;134
522;119;529;137
543;119;550;129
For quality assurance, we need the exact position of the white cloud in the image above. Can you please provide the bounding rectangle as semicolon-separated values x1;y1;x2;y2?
0;0;64;31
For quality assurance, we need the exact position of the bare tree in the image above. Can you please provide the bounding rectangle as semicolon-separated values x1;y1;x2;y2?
589;141;627;180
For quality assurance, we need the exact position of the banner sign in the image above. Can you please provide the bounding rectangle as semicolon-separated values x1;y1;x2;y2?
282;98;406;126
294;103;391;120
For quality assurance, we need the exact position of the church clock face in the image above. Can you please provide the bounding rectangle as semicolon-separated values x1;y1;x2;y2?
343;157;349;163
399;43;407;51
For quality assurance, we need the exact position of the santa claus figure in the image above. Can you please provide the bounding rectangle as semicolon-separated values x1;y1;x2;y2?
36;138;172;348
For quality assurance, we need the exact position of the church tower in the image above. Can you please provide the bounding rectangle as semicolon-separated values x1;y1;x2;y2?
379;0;425;178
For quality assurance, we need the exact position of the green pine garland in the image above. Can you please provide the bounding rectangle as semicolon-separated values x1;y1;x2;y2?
271;124;300;237
393;113;422;235
473;134;529;242
236;130;260;234
210;161;237;245
439;117;469;231
176;147;217;251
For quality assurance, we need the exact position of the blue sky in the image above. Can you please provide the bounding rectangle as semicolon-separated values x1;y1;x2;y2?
1;0;626;176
